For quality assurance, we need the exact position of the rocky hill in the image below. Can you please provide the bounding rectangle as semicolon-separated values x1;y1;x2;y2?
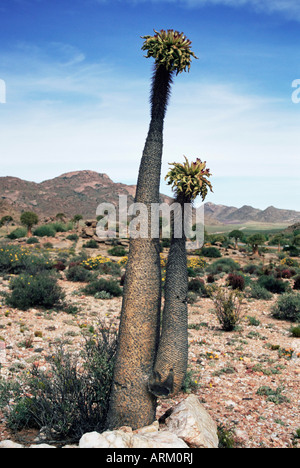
0;170;172;220
204;202;300;225
0;171;299;225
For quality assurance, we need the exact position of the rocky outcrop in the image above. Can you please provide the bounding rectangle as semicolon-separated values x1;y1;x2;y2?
0;395;218;449
79;422;188;449
160;394;218;448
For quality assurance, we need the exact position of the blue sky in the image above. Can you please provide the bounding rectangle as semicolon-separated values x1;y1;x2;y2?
0;0;299;211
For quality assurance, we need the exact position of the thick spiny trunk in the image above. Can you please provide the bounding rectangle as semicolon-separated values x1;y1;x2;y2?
106;66;173;430
149;201;189;398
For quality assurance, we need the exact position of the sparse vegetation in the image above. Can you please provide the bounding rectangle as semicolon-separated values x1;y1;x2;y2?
258;275;289;294
83;239;98;249
0;220;299;448
66;265;94;283
227;273;245;291
7;227;27;239
6;272;65;310
210;287;244;331
249;282;273;300
271;293;300;322
200;246;221;258
207;258;241;275
0;325;117;443
82;278;122;298
108;245;127;257
256;385;290;405
33;224;56;237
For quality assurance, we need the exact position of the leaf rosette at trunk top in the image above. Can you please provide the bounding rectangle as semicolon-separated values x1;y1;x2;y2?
141;29;198;74
165;156;213;202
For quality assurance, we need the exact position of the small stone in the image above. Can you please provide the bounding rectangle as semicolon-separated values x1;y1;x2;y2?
0;440;24;448
29;444;56;448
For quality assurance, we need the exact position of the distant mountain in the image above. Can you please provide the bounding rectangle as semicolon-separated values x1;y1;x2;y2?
204;202;300;225
0;170;172;220
0;171;299;225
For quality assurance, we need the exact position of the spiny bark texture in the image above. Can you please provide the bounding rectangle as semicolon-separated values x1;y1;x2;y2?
149;202;188;397
106;66;173;430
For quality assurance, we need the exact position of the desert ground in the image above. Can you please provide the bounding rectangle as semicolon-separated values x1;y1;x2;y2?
0;229;299;448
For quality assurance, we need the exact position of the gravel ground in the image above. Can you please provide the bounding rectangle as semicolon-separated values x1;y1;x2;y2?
0;247;299;448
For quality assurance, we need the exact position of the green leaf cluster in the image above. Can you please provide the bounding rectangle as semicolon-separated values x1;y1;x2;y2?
141;29;198;74
165;156;213;202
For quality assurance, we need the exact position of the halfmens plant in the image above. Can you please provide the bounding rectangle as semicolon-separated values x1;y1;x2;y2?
107;31;198;430
149;157;212;397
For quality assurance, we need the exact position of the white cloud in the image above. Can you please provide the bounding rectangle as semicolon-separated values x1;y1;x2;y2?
120;0;300;21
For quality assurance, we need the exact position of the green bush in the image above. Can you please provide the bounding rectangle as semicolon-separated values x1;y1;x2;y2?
6;272;65;310
271;293;300;322
250;282;272;300
33;225;56;237
207;258;240;275
94;291;112;300
258;275;289;294
294;276;300;290
188;278;208;296
66;234;79;241
283;245;299;257
50;222;73;233
108;245;127;257
256;385;290;405
200;246;221;258
187;267;197;277
211;287;244;331
2;325;117;442
0;245;52;275
66;265;94;283
26;237;39;244
82;278;122;297
290;325;300;338
7;227;27;239
83;239;98;249
243;263;261;276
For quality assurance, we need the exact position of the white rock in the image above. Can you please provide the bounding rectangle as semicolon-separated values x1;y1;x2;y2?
132;431;188;448
79;431;110;448
29;444;56;448
103;430;132;448
79;430;131;448
0;440;23;448
133;420;159;435
161;394;219;448
79;421;188;449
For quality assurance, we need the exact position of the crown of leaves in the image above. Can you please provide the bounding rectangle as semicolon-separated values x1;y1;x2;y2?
165;156;213;202
141;29;198;74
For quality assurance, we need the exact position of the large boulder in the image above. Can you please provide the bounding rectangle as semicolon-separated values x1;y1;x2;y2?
160;394;218;448
79;421;188;448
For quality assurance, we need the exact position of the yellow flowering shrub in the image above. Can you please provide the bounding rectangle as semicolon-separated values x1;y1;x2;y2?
280;257;298;268
187;257;206;270
81;255;112;270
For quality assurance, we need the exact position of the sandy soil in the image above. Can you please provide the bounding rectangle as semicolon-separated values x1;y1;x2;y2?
0;244;299;448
